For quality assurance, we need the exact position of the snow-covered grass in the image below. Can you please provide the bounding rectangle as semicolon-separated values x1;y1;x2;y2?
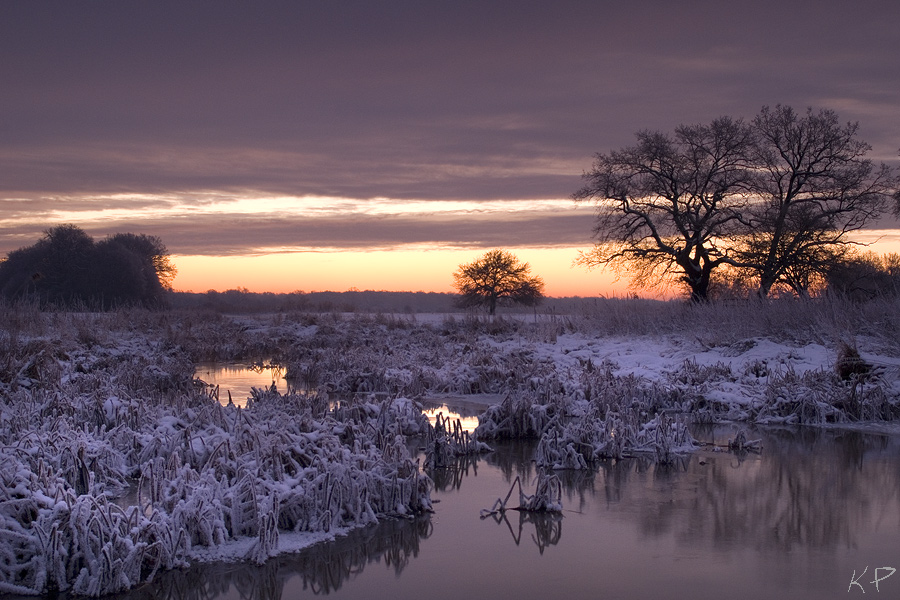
0;309;434;596
1;297;899;595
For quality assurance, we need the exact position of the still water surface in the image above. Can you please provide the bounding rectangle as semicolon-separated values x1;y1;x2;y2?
193;364;495;430
114;422;900;600
194;362;290;406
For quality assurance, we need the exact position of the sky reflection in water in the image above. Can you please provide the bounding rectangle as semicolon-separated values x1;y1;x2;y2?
194;362;288;407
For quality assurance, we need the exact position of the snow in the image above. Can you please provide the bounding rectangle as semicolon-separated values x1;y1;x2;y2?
1;303;898;596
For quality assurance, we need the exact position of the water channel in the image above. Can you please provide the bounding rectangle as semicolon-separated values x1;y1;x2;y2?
129;364;900;600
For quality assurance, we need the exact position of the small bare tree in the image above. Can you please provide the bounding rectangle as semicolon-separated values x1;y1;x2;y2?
453;249;545;315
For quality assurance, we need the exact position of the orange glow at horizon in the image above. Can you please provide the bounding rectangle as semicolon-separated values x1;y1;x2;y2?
171;246;637;298
170;231;900;299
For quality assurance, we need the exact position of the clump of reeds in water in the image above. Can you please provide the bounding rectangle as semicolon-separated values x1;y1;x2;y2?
475;375;697;468
423;412;492;469
480;470;563;518
535;409;697;468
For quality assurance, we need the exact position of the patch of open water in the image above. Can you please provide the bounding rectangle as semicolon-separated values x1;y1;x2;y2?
194;362;290;407
107;421;900;600
193;364;500;428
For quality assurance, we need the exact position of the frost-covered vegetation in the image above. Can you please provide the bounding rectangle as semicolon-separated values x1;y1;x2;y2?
480;471;563;516
1;296;899;595
0;310;432;596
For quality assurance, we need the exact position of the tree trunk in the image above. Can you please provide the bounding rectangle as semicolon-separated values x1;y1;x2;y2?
679;254;711;303
688;272;710;303
758;275;775;298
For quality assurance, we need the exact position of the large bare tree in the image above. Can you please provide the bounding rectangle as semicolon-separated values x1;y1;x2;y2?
739;106;896;296
574;117;753;302
576;107;897;301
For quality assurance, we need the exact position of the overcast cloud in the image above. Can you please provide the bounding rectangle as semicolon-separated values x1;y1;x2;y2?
2;0;898;256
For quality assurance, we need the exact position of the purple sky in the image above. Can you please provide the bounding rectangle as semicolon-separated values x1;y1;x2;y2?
2;0;899;259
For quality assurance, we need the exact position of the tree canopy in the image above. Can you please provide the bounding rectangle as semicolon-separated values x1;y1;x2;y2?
574;116;753;302
576;105;898;301
453;249;545;315
738;106;896;296
0;225;177;308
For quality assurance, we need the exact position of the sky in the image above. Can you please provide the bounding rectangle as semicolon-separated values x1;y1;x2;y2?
1;1;899;296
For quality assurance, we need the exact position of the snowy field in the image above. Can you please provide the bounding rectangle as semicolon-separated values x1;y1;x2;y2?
2;298;899;596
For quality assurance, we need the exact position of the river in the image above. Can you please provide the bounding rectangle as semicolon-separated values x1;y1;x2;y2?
110;419;900;599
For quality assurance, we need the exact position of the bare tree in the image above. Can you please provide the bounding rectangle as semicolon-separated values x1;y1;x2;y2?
453;249;545;315
739;106;896;297
574;117;753;302
576;107;898;301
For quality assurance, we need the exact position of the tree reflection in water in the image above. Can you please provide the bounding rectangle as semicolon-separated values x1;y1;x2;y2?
482;510;564;554
96;426;900;600
592;426;900;552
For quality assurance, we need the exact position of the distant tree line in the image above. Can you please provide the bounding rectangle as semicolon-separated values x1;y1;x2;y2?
575;105;900;301
168;288;605;315
170;289;462;314
0;224;176;308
